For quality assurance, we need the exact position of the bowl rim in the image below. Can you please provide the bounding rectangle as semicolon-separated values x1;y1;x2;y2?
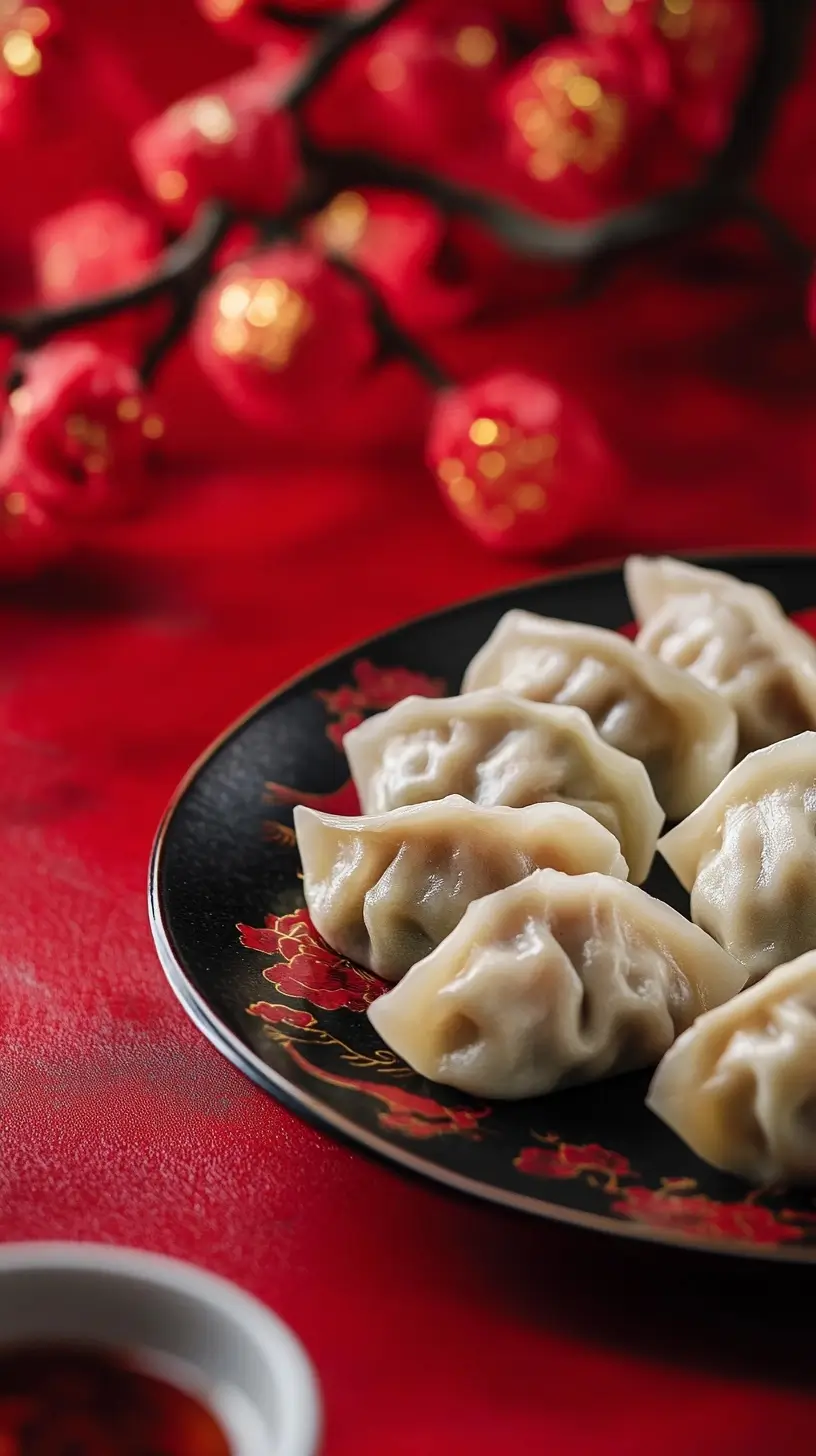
0;1241;321;1456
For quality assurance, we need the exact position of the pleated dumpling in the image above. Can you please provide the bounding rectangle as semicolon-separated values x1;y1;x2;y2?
294;796;627;983
461;611;737;819
625;556;816;758
648;951;816;1185
658;732;816;985
344;691;664;883
368;869;746;1099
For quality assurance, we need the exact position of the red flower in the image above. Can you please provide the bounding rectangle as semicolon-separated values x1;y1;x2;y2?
6;343;159;521
193;245;375;429
613;1185;811;1245
309;189;479;332
247;1001;317;1030
500;37;657;220
568;0;758;155
239;908;386;1012
427;370;615;557
132;62;301;227
516;1141;633;1182
307;1;505;168
0;1;61;144
32;195;165;357
34;195;162;303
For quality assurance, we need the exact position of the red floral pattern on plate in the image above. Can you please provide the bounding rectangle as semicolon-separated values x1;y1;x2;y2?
516;1140;633;1188
246;995;490;1141
516;1137;816;1246
612;1185;814;1246
239;908;386;1012
283;1042;490;1139
317;657;446;747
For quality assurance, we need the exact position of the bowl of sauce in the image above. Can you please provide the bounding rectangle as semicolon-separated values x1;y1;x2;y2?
0;1244;320;1456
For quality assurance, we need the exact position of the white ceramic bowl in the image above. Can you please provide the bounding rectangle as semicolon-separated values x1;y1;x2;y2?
0;1243;321;1455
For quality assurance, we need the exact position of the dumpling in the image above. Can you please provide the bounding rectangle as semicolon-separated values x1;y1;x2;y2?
294;796;628;983
647;950;816;1185
461;611;737;819
658;732;816;984
368;869;745;1099
344;691;664;883
625;555;816;758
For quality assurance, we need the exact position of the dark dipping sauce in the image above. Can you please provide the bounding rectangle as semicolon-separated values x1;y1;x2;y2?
0;1344;232;1455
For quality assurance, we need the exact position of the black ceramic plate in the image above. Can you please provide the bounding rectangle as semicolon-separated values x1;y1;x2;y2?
150;554;816;1261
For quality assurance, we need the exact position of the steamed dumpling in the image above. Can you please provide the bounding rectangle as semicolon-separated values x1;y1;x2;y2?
648;950;816;1185
658;732;816;985
625;556;816;758
461;611;737;820
368;869;745;1099
294;796;627;983
344;691;664;883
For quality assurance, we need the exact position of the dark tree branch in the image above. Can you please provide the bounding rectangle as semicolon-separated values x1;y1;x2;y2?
328;253;452;390
304;143;731;261
0;0;809;394
0;203;235;348
260;3;340;28
282;0;410;111
733;193;811;270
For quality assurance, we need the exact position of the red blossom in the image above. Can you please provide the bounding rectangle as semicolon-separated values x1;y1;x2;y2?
239;908;385;1012
32;196;164;357
307;1;506;169
516;1141;633;1182
193;245;375;428
5;342;158;521
568;0;758;156
500;36;658;220
247;1001;316;1029
613;1186;810;1245
132;62;301;227
427;370;615;556
0;1;62;145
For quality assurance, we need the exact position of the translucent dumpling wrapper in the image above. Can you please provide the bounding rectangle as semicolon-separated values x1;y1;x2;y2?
344;691;664;883
461;611;737;820
647;950;816;1185
368;869;746;1099
625;555;816;759
294;796;628;983
658;732;816;985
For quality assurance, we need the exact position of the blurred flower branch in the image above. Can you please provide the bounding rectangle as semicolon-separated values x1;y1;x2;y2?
0;0;812;573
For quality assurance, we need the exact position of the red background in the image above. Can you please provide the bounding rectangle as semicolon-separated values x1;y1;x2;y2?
3;2;816;1451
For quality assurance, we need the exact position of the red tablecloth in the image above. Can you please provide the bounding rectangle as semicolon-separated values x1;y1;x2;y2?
4;2;816;1449
3;454;816;1456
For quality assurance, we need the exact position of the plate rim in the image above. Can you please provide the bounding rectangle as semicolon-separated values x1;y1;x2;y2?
148;551;816;1264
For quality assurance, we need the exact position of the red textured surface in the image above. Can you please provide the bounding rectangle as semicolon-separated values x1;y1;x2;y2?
4;3;816;1451
3;467;816;1456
